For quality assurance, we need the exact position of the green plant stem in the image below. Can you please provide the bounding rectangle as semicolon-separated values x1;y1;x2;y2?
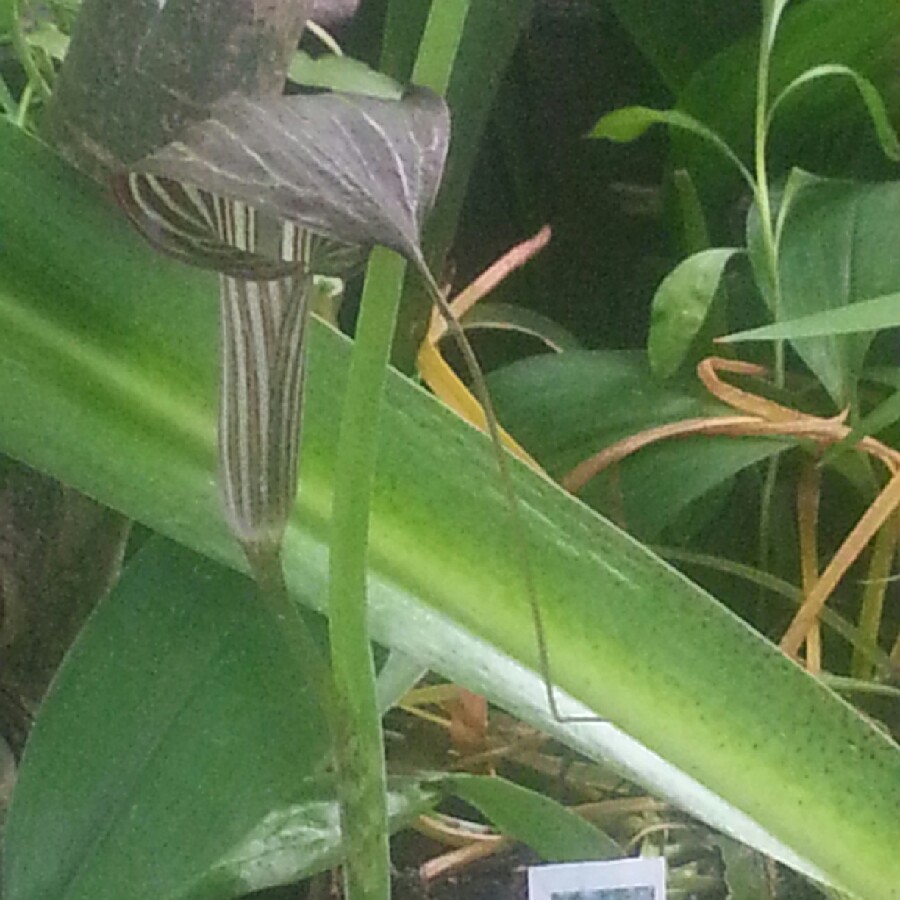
851;523;895;680
15;80;32;128
411;0;471;96
328;246;407;900
752;5;786;631
325;7;480;894
821;674;900;700
752;3;786;388
247;544;337;719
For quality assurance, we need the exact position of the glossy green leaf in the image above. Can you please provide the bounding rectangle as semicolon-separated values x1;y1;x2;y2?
2;123;899;898
676;0;900;205
489;352;730;475
489;351;793;541
2;538;436;899
604;1;758;93
4;537;327;899
747;176;900;406
648;248;742;378
445;774;621;862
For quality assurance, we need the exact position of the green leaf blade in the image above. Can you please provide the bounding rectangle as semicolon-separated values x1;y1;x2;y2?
769;64;900;162
447;774;622;862
590;106;752;188
721;291;900;343
747;176;900;405
2;539;331;900
2;121;899;898
648;247;742;378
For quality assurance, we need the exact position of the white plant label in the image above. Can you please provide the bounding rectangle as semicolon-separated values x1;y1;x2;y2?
529;858;666;900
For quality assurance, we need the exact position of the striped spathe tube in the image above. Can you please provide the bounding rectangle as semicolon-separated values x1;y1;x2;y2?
114;172;328;566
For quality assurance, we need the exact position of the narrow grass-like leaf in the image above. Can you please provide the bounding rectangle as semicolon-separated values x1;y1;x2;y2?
747;176;900;405
459;302;582;353
768;64;900;162
721;291;900;343
590;106;754;190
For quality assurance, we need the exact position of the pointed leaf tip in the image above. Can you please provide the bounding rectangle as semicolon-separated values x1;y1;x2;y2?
132;86;450;267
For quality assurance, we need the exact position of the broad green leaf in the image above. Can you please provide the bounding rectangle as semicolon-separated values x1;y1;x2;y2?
722;292;900;343
648;247;742;378
676;0;900;207
287;51;403;99
747;176;900;406
2;538;437;899
768;64;900;162
603;1;758;93
2;123;899;898
195;777;438;898
489;351;793;541
3;537;328;898
445;774;622;862
131;88;449;271
489;352;731;477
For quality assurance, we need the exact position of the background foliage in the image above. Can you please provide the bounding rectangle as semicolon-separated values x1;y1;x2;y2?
0;1;898;898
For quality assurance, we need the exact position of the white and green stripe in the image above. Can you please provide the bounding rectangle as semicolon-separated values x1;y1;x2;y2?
115;173;317;555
